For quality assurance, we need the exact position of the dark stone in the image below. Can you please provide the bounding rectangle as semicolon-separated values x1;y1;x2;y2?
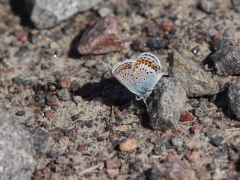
227;82;240;120
161;136;172;145
211;136;224;146
147;37;167;50
130;39;149;52
48;30;62;41
46;150;57;158
234;144;240;152
36;96;46;106
71;114;80;121
205;129;216;139
15;111;25;116
206;162;216;171
12;77;23;85
198;0;219;14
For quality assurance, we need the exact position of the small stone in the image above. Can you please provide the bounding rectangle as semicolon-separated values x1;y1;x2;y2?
48;30;62;41
44;110;52;118
98;7;112;17
235;144;240;152
12;77;23;86
36;96;46;106
161;136;172;145
179;112;195;122
186;148;201;162
47;95;60;106
56;156;69;165
90;97;104;106
78;144;88;152
147;24;160;36
153;147;163;155
206;162;216;171
194;107;208;117
199;0;219;14
57;89;70;101
94;63;104;71
46;150;57;159
15;111;25;116
70;81;80;93
59;79;71;89
171;136;184;147
72;96;82;104
61;20;75;35
191;124;204;134
71;114;80;121
147;37;167;50
78;14;124;54
130;39;149;52
106;168;119;176
161;19;175;32
102;54;112;63
205;129;216;139
211;136;224;146
106;158;121;169
119;138;138;152
23;79;32;86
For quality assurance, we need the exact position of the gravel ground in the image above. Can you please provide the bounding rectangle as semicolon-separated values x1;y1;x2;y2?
1;0;240;179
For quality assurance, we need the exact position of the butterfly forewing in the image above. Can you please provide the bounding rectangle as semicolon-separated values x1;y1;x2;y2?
132;53;163;94
112;59;140;95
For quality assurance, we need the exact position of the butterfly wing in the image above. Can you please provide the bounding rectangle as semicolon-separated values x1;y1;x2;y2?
112;59;140;95
132;52;163;95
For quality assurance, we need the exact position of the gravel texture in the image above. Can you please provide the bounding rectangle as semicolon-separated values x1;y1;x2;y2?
1;0;240;179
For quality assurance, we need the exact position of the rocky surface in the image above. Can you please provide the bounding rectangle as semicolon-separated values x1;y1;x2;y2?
1;0;240;179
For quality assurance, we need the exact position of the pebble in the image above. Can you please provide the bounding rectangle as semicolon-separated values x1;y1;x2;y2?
46;150;57;159
119;137;138;152
44;110;52;118
56;156;69;165
234;144;240;152
106;168;119;176
61;20;75;35
161;19;175;32
161;136;172;145
71;114;80;121
205;129;216;139
102;54;112;63
206;162;216;171
23;79;32;86
194;107;208;117
191;124;204;134
98;7;112;17
72;96;82;104
47;95;60;106
106;158;121;169
179;112;195;122
77;144;88;152
187;148;201;162
58;79;71;89
15;111;25;116
94;62;105;71
171;136;184;147
199;0;219;14
131;39;149;52
78;14;124;54
70;80;81;92
57;89;70;101
147;37;167;50
48;30;62;41
12;77;23;86
211;136;224;146
36;96;46;106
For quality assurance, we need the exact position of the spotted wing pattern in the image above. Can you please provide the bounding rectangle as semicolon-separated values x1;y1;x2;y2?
112;59;140;95
132;52;163;95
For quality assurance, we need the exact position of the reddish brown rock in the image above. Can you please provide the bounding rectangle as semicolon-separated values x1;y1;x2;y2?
59;79;71;89
186;148;201;162
161;19;175;32
119;137;138;152
47;95;60;106
78;14;124;55
44;110;52;118
179;112;195;122
106;158;121;169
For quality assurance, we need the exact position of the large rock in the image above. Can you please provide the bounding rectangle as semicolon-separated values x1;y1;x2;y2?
25;0;102;29
78;14;124;55
147;77;187;131
0;107;36;180
169;50;219;97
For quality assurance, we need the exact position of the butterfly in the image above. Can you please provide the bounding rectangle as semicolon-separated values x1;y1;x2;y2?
112;52;163;105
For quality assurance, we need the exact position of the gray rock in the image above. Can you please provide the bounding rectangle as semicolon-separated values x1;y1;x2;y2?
147;77;187;130
171;136;184;147
0;107;36;180
57;88;70;101
211;45;240;75
199;0;219;14
169;50;219;97
25;0;102;29
227;82;240;120
28;127;51;158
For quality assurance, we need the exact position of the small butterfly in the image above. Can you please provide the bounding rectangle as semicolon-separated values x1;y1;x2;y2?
112;52;163;105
